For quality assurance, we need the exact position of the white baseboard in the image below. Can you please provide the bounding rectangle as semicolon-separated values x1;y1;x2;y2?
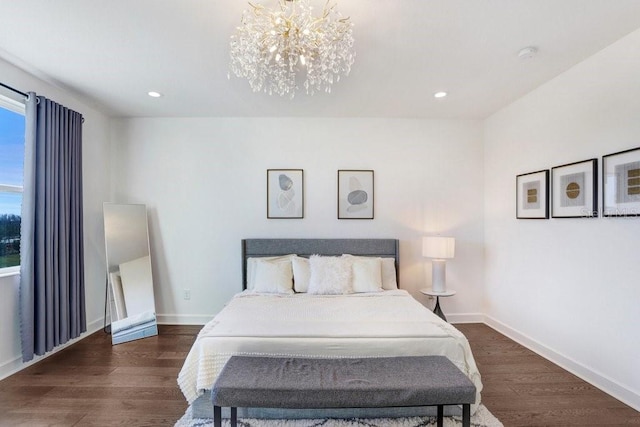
484;315;640;412
0;317;105;382
156;312;484;326
156;313;213;325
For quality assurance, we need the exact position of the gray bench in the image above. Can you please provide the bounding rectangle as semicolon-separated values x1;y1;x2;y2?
211;355;476;427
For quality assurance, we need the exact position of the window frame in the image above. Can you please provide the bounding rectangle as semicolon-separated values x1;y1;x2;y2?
0;93;25;276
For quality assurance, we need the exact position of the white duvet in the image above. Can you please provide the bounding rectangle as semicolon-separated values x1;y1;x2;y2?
177;290;482;409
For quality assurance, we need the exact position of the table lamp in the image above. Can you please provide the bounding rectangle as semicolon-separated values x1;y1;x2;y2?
422;236;455;293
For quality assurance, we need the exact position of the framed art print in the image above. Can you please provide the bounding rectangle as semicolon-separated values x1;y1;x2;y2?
516;170;549;219
551;159;597;218
267;169;303;218
603;147;640;217
338;170;374;219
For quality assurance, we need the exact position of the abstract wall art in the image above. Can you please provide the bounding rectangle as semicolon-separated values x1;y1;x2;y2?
267;169;304;218
603;147;640;217
338;170;374;219
516;169;549;219
551;159;597;218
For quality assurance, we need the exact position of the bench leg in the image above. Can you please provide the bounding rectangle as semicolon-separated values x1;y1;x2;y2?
437;405;443;427
231;407;237;427
462;404;470;427
213;405;221;427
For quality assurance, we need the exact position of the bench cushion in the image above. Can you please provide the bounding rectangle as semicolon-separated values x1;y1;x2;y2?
211;355;476;409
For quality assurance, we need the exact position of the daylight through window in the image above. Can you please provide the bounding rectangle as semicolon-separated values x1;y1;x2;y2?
0;95;25;270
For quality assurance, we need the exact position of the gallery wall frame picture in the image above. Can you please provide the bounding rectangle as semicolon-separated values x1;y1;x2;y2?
267;169;304;219
516;169;549;219
603;147;640;217
551;159;598;218
337;169;374;219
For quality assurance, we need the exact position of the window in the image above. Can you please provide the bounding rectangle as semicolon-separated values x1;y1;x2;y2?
0;95;25;273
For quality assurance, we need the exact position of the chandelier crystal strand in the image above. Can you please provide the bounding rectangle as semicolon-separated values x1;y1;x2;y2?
229;0;355;98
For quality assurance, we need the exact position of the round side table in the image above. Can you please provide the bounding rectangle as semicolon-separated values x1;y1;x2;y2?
419;289;456;322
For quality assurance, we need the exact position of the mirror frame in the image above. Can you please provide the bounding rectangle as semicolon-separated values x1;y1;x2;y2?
103;203;158;345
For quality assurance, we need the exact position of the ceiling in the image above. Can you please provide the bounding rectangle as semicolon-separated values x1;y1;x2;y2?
1;0;640;119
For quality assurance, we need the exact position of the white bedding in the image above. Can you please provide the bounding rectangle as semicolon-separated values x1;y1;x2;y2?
177;290;483;410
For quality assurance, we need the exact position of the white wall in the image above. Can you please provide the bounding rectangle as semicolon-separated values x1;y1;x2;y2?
110;118;485;323
0;58;111;379
484;29;640;409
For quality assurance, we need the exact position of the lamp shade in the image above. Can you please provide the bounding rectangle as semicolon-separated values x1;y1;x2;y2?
422;236;455;259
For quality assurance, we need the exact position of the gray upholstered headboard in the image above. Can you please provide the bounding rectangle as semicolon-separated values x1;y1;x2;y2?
242;238;400;290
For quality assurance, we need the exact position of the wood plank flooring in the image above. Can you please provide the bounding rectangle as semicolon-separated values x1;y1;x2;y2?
0;325;197;426
0;323;637;426
455;324;640;426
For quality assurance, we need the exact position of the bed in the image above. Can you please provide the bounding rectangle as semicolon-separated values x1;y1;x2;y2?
178;238;482;419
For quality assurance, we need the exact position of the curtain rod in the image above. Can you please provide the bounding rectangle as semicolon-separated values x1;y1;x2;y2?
0;82;28;99
1;81;85;123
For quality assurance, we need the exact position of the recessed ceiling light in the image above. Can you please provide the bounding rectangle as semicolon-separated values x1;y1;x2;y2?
148;91;163;98
434;91;448;99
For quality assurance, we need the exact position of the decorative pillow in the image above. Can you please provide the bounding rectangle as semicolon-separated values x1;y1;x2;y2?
252;258;294;294
246;255;294;290
342;254;398;290
292;256;311;293
380;257;399;290
351;256;383;293
307;255;353;295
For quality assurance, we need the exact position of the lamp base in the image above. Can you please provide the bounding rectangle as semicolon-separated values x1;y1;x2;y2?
431;259;447;293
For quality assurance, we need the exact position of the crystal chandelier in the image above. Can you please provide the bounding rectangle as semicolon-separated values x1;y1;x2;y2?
229;0;355;98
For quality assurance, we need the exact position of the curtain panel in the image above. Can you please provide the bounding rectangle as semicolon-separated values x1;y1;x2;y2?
20;93;86;362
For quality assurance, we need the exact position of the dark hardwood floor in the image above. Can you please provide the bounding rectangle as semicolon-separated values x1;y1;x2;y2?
0;325;198;426
455;324;640;426
0;323;637;426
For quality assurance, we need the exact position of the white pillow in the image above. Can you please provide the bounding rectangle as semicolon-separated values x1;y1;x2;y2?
292;256;311;293
342;255;398;290
252;258;294;294
246;255;294;290
351;256;383;293
307;255;353;295
381;257;398;290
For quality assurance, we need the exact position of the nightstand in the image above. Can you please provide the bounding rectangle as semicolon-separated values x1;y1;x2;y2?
419;289;456;322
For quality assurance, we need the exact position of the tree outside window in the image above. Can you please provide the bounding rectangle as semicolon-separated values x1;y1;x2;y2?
0;98;25;270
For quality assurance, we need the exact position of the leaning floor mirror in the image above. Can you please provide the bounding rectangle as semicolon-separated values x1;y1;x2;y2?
103;203;158;345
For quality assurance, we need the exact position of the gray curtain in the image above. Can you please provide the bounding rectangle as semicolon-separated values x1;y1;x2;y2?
20;93;86;362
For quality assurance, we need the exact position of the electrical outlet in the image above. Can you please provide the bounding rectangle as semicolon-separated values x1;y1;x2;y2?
183;289;191;300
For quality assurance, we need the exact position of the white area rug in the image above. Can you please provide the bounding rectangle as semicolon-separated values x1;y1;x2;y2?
175;405;503;427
